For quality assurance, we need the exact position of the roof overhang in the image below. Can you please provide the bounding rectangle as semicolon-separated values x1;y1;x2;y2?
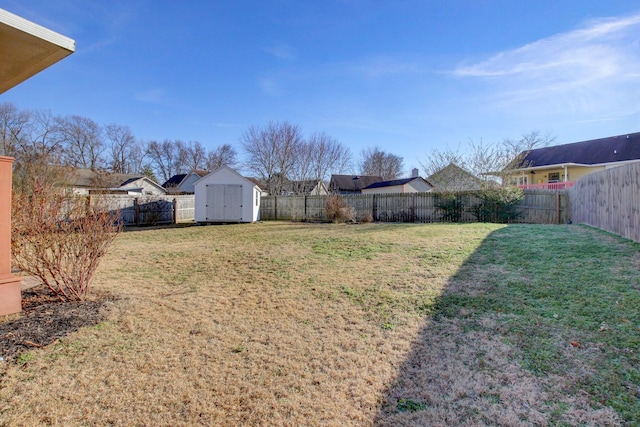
0;8;75;94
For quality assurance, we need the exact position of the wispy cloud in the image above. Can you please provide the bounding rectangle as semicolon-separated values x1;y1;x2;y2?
258;77;282;96
264;43;296;60
79;3;138;55
134;88;170;104
450;13;640;119
453;14;640;79
350;55;426;78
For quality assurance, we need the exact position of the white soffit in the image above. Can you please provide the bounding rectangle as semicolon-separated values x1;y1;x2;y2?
0;8;75;94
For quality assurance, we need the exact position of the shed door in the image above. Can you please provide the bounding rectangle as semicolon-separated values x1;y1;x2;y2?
206;184;243;221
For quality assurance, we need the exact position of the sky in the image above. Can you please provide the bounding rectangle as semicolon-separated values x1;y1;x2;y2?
2;0;640;175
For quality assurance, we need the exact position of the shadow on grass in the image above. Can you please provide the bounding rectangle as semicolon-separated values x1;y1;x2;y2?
373;224;637;426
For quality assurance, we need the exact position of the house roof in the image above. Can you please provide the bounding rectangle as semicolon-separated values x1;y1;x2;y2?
427;163;484;191
329;175;383;192
192;169;209;177
162;174;187;188
118;176;166;194
515;132;640;169
0;8;75;94
362;177;432;189
69;168;142;188
282;179;324;194
245;177;267;191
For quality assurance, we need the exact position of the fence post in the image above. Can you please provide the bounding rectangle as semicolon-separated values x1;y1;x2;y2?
274;196;278;220
372;194;377;221
173;198;178;224
303;195;307;221
134;197;140;226
555;192;561;224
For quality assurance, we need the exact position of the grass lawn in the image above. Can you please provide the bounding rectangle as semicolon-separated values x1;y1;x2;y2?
0;222;638;426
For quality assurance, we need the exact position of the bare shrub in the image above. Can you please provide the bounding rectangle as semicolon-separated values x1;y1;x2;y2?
359;213;373;223
325;195;355;223
11;185;122;302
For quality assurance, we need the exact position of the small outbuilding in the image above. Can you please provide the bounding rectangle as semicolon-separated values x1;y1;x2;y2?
194;166;261;223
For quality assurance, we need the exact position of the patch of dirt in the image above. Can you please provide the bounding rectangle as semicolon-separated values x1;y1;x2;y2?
0;284;113;363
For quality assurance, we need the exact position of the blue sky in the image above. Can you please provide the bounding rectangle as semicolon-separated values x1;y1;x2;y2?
3;0;640;174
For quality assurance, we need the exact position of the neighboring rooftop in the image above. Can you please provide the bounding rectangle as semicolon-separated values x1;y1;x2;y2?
162;174;188;188
515;132;640;169
427;163;484;192
329;175;383;193
363;177;431;189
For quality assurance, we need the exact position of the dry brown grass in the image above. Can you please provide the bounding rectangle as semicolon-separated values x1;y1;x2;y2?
0;222;627;426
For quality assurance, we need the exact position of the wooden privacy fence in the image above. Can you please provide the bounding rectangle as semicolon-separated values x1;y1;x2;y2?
88;194;195;226
567;163;640;242
260;190;567;224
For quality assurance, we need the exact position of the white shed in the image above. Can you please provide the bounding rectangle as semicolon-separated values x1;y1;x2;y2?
194;166;261;223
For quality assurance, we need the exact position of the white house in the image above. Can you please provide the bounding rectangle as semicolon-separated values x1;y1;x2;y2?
117;177;166;196
67;169;166;196
361;177;433;194
194;166;261;223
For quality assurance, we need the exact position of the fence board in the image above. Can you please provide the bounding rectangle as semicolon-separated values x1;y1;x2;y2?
567;163;640;242
89;194;195;226
260;190;566;224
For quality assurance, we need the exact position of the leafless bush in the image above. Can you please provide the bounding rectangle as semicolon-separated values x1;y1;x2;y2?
325;195;355;223
11;184;122;302
359;213;373;224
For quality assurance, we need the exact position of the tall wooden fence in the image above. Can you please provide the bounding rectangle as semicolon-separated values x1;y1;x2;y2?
89;194;195;226
260;190;567;224
566;163;640;242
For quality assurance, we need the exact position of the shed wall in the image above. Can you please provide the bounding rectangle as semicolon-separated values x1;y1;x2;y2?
194;167;260;222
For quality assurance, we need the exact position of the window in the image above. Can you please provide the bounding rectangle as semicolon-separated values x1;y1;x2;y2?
548;172;560;182
517;176;528;185
255;191;259;206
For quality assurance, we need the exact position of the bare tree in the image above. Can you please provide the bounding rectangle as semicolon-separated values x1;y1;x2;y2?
105;123;145;174
0;102;30;157
419;143;467;179
206;144;238;171
307;132;351;182
146;139;189;183
421;131;556;187
184;140;207;171
359;146;404;180
501;130;555;167
287;132;351;194
241;121;303;195
56;115;105;170
11;110;66;192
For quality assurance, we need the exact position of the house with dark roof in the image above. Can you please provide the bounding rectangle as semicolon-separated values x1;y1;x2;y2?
162;174;187;189
508;132;640;189
162;170;209;194
329;175;383;194
361;177;433;194
427;163;484;192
